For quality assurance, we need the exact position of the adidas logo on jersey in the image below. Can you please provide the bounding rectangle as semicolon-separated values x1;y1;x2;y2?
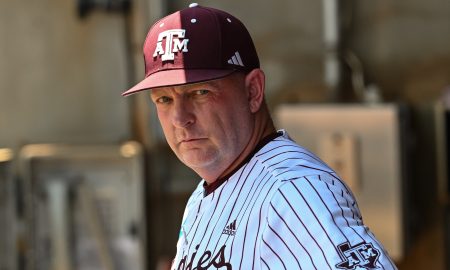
222;219;236;235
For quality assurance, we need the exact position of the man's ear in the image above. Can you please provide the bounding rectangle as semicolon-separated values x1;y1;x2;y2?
245;69;265;113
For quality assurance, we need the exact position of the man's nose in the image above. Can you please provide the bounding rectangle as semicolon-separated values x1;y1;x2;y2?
172;98;195;128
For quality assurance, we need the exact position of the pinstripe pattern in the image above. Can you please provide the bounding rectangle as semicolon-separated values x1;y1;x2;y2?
172;130;397;270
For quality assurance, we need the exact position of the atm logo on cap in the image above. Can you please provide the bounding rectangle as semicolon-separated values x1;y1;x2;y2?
153;29;190;61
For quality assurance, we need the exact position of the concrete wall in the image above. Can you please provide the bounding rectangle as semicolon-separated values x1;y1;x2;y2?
0;0;131;148
350;0;450;103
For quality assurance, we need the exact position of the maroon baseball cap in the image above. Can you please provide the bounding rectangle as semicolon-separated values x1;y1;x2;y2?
122;3;260;96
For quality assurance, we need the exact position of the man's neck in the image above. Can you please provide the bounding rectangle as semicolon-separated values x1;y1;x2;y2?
204;104;276;186
202;129;280;196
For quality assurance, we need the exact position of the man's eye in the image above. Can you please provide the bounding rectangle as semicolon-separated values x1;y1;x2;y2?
156;96;172;104
194;89;209;96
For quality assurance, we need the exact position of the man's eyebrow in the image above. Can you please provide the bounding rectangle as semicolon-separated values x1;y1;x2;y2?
150;88;163;95
149;88;169;99
185;78;221;90
150;79;222;96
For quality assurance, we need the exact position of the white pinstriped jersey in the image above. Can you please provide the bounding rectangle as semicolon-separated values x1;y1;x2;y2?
172;130;397;270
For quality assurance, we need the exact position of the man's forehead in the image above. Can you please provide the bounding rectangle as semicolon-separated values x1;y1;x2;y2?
150;72;246;95
150;79;220;94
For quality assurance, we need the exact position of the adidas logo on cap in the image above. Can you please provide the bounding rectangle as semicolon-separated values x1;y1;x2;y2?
227;51;244;67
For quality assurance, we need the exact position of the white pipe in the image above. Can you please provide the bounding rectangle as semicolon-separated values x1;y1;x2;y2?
322;0;341;99
47;180;73;270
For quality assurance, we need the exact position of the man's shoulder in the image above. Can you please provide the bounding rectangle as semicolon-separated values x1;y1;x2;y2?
253;133;335;181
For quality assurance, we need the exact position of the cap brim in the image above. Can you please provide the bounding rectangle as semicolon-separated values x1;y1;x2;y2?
122;69;235;96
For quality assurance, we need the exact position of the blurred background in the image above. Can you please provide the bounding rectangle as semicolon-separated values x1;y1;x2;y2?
0;0;449;269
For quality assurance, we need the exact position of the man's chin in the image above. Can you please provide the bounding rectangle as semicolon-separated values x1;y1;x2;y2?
182;157;216;170
180;152;220;172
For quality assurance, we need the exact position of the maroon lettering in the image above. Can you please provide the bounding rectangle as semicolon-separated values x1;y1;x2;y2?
185;244;200;270
177;255;187;270
176;244;232;270
196;251;211;269
211;245;232;269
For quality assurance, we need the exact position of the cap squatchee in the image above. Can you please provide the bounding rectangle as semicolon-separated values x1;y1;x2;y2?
122;3;260;96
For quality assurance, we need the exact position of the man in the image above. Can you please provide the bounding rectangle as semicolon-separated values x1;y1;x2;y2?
123;3;397;270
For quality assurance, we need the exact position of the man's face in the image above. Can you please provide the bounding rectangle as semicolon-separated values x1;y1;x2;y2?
150;73;254;179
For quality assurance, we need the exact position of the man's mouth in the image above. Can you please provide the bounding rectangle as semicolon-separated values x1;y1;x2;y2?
179;137;206;144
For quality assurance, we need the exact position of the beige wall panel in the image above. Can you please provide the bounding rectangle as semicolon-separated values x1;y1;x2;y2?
0;0;131;147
